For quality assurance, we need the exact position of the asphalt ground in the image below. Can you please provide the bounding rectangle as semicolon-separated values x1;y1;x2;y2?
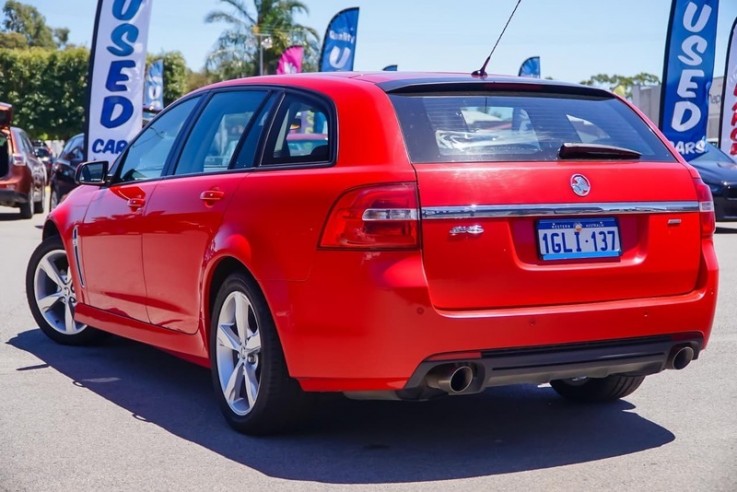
1;207;735;491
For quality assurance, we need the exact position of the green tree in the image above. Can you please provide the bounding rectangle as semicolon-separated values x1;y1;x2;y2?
580;72;660;99
204;0;319;79
1;0;56;49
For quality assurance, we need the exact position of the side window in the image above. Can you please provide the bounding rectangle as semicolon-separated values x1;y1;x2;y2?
116;96;201;183
174;90;268;176
19;131;35;156
262;93;331;166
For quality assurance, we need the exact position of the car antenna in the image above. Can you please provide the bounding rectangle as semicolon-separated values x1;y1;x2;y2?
472;0;523;77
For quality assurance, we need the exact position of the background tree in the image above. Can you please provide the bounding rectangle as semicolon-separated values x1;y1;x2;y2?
1;0;55;49
204;0;319;79
580;72;660;99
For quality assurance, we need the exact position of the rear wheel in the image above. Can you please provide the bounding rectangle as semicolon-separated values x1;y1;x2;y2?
550;375;645;403
33;187;45;214
26;235;102;345
19;194;33;219
210;272;310;435
49;186;59;211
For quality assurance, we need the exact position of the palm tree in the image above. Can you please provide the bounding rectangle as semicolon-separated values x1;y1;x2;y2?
205;0;320;79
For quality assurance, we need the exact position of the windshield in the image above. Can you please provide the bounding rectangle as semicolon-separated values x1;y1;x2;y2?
390;92;676;164
692;144;736;164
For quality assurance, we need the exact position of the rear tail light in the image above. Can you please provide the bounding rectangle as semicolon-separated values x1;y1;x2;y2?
12;153;25;166
320;182;420;249
694;178;715;238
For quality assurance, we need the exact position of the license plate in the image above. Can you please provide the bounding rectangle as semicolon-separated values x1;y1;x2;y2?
537;218;621;260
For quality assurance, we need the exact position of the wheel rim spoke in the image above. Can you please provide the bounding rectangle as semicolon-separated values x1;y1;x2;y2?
223;360;245;405
244;363;259;407
245;331;261;353
64;303;76;334
39;257;65;288
217;323;240;352
234;295;249;345
37;292;63;313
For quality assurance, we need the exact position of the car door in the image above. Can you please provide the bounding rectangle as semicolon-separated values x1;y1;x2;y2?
141;89;274;333
77;96;202;322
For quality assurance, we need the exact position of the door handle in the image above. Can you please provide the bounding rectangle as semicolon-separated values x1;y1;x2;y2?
200;190;225;204
127;198;145;211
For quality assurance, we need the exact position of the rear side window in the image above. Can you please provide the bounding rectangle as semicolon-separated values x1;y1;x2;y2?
261;93;331;166
389;92;676;163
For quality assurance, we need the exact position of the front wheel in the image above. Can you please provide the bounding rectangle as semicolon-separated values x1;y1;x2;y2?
33;186;45;214
26;235;103;345
19;194;33;219
210;272;310;435
550;375;645;403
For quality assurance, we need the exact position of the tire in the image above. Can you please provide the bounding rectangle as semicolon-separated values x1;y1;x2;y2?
19;195;33;219
49;187;59;211
550;375;646;403
210;272;310;435
33;187;45;214
26;235;103;345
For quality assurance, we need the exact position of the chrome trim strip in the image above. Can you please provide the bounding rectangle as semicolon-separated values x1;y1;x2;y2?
362;208;419;221
422;201;699;219
72;226;85;288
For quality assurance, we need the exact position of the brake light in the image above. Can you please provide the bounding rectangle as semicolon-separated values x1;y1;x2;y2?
694;178;715;238
320;183;420;249
12;153;25;166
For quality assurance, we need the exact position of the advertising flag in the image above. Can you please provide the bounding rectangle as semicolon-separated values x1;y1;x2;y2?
660;0;719;160
518;56;540;78
382;64;398;71
276;45;304;74
319;7;359;72
720;17;737;159
143;59;164;113
85;0;154;162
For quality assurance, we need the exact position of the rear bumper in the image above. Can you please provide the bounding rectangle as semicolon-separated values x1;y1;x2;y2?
265;243;718;393
396;335;702;399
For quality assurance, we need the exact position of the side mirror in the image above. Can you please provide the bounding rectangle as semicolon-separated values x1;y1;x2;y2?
75;160;109;186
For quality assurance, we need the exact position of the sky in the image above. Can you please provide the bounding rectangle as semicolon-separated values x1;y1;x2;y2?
14;0;737;84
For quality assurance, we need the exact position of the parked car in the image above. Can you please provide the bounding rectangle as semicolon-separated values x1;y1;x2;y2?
689;143;737;220
33;144;54;183
0;103;46;218
48;133;84;211
26;73;718;435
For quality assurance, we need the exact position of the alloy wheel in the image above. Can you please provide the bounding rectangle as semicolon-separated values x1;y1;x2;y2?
215;291;262;416
32;249;86;335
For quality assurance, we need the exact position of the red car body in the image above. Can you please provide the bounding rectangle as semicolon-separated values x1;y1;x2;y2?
28;73;718;433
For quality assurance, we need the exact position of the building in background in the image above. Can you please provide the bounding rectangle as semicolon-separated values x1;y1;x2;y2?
632;76;723;142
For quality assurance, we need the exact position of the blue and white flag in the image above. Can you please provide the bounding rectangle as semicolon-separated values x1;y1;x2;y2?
660;0;719;160
518;56;540;78
85;0;153;162
719;18;737;160
319;7;359;72
143;59;164;113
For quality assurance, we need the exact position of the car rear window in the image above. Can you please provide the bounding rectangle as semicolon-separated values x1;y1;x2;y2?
389;92;676;163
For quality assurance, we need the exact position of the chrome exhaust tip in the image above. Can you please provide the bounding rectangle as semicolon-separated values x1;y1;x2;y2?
667;346;695;370
426;364;475;394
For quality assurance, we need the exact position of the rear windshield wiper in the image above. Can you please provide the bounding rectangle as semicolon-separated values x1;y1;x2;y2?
558;143;641;160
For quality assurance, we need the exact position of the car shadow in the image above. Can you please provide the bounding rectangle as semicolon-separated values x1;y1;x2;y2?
9;329;675;484
0;210;23;221
715;225;737;234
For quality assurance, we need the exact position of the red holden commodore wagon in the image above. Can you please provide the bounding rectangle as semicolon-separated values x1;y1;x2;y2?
26;73;719;435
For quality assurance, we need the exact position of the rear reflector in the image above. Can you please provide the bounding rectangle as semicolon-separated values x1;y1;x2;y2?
694;178;715;238
320;183;420;249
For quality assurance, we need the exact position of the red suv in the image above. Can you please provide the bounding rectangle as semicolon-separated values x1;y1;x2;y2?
0;103;46;218
26;73;718;435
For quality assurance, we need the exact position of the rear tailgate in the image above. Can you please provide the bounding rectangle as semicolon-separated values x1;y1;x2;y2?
415;161;700;309
388;83;702;310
